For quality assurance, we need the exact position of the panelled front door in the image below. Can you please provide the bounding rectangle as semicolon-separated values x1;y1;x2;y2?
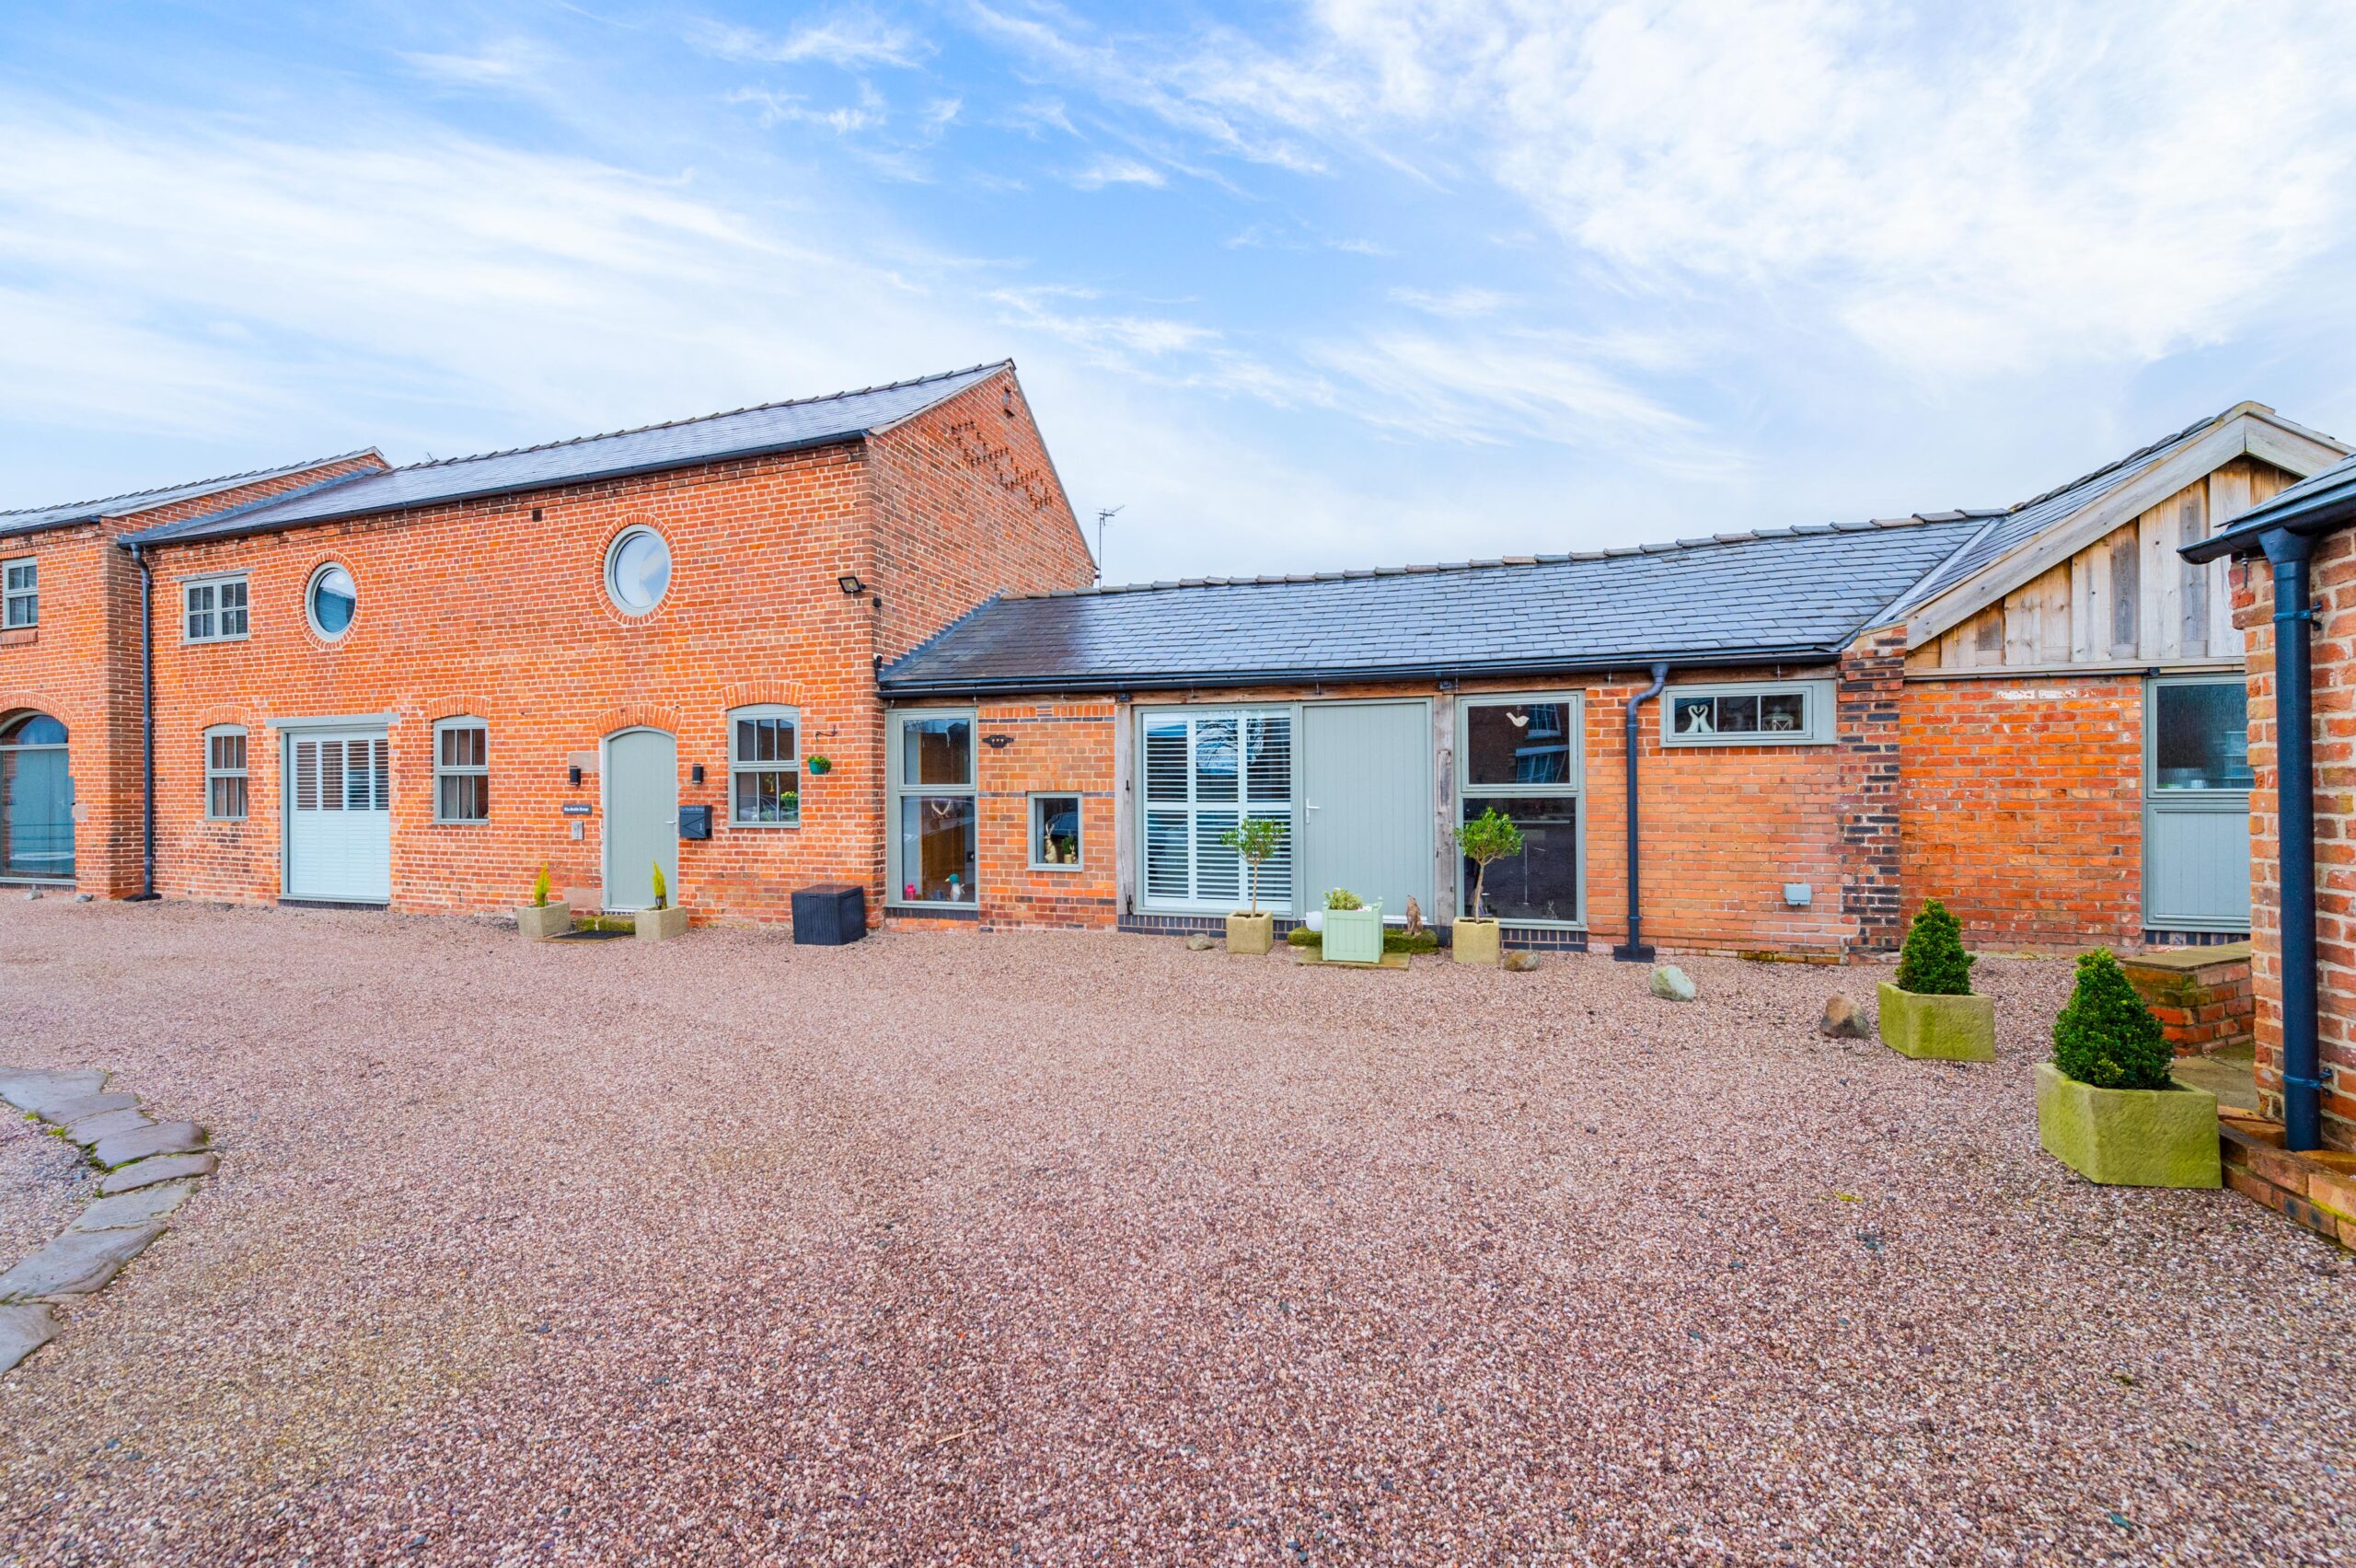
284;730;391;902
1300;700;1433;917
2143;675;2253;932
603;728;678;912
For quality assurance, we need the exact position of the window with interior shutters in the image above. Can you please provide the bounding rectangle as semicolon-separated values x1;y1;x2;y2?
1138;709;1292;912
434;720;488;823
204;728;247;820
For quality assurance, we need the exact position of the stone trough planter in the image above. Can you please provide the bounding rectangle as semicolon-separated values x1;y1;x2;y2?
2035;1061;2221;1188
515;900;572;941
636;905;689;942
1877;981;1994;1061
1451;917;1500;967
1226;912;1274;955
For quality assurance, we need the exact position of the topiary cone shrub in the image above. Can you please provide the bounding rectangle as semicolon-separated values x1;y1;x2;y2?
2051;950;2172;1090
1894;898;1972;995
1877;896;1992;1060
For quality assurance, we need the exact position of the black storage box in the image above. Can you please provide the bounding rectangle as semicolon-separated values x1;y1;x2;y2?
678;804;712;841
791;882;868;945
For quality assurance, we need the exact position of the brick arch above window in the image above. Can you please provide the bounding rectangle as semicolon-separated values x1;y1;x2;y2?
593;704;684;737
194;704;257;732
720;681;807;710
417;696;495;727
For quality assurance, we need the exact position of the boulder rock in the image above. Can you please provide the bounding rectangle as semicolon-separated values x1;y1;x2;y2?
1650;964;1697;1002
1185;934;1217;951
1819;994;1872;1038
1502;950;1542;973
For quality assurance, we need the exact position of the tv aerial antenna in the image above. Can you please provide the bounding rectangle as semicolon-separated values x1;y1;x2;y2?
1093;504;1124;584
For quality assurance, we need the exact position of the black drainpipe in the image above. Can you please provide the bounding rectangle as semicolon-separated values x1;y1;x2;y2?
129;543;158;902
2262;527;2321;1149
1611;662;1670;963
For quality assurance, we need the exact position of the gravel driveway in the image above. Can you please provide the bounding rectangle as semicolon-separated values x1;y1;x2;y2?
0;899;2348;1565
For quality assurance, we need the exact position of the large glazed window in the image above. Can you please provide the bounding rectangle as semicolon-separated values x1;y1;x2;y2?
890;711;976;905
1458;695;1581;924
729;706;799;825
0;710;73;882
1138;709;1293;913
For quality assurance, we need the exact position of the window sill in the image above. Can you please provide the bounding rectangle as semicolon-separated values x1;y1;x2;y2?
184;636;250;647
727;820;802;830
1658;737;1831;750
431;819;491;827
1028;862;1087;873
885;902;979;920
0;627;35;647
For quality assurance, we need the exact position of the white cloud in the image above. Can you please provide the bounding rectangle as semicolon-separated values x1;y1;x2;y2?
689;13;929;70
1388;285;1514;318
1067;155;1166;190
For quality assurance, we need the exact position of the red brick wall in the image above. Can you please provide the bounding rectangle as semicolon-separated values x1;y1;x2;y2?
140;369;1087;921
973;701;1119;929
1899;674;2145;950
0;454;388;898
2235;538;2356;1148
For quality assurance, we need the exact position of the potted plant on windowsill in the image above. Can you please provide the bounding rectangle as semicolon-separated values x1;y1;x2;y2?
1451;806;1524;967
1219;816;1283;955
1320;887;1384;964
637;861;688;941
2036;950;2220;1187
515;865;572;941
1877;898;1993;1060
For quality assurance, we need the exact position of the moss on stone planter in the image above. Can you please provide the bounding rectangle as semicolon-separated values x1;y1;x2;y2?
1877;981;1995;1061
2035;1061;2220;1188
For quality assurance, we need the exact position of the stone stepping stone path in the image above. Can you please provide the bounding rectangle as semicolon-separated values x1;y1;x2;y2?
0;1066;214;1373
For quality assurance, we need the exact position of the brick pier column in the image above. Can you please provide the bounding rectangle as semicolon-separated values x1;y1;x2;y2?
1838;626;1907;956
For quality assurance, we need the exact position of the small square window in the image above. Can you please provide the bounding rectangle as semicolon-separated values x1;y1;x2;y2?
184;577;248;642
1031;794;1081;869
4;559;36;628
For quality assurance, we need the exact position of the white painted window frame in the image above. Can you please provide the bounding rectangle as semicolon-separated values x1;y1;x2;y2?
1029;791;1084;870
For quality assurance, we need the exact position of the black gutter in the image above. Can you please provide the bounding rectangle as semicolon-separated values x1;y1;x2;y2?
2264;528;2322;1149
128;544;158;901
1610;663;1669;963
879;644;1840;701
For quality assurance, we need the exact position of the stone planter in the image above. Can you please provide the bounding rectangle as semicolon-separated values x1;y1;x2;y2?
514;901;572;941
1321;904;1384;964
1877;981;1995;1061
1226;911;1274;955
635;905;689;942
1452;917;1501;966
2035;1061;2221;1188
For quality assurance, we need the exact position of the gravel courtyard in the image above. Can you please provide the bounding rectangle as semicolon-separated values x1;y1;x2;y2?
0;900;2350;1565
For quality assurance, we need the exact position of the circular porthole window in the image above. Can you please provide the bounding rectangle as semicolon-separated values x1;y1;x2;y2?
306;563;357;639
605;526;672;616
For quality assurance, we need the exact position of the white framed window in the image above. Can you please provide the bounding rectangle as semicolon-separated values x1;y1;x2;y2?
1138;707;1293;914
183;576;248;642
203;725;248;821
306;562;357;640
4;559;36;628
1031;793;1082;870
1661;679;1835;746
889;709;976;905
728;705;800;826
605;526;671;616
1458;694;1584;925
433;718;489;823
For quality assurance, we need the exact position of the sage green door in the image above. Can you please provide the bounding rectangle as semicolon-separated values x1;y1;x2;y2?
1300;700;1432;917
2143;676;2252;932
603;728;677;912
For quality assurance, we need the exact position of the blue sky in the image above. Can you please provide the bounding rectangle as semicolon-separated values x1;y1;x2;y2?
6;2;2356;582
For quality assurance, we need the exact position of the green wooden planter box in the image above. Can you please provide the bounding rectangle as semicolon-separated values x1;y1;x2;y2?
2034;1061;2221;1188
1877;981;1995;1061
1321;905;1385;964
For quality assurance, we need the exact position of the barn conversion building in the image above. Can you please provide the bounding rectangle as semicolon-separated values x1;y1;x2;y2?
0;364;2340;963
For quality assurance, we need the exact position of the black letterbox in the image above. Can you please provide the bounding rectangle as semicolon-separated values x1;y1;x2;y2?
678;804;712;841
792;882;868;945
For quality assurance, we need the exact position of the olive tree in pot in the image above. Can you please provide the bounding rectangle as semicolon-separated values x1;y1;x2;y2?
1218;816;1284;955
2037;950;2219;1187
637;860;689;941
515;864;572;941
1877;899;1993;1060
1451;806;1525;966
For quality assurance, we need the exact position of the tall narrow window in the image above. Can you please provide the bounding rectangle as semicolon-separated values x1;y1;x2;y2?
3;559;35;628
891;711;976;905
204;727;248;820
184;577;248;643
1138;708;1292;913
1459;695;1581;925
728;706;800;825
433;719;489;823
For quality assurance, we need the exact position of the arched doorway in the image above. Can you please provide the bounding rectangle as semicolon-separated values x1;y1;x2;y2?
0;710;74;882
601;727;677;912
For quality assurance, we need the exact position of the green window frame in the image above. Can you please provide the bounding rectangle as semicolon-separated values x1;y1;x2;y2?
203;725;248;822
432;718;489;824
1136;706;1295;915
888;709;978;907
1030;792;1083;870
4;559;36;628
1659;679;1835;747
728;705;801;826
184;575;248;643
